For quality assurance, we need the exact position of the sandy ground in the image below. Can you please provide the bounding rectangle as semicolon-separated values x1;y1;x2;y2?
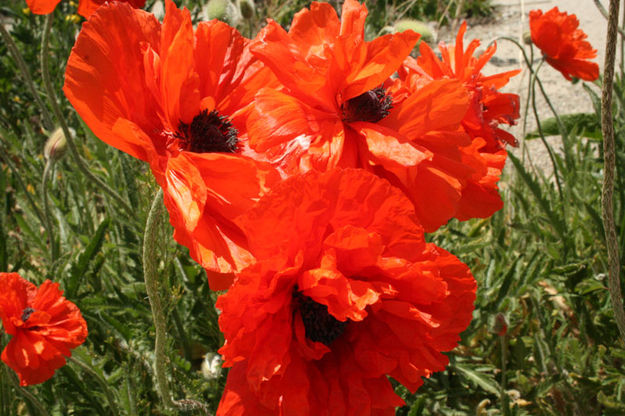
436;0;610;176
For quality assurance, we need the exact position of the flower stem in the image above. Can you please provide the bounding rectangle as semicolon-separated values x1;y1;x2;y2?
0;141;46;229
143;188;211;415
41;159;59;262
39;14;133;216
0;21;54;131
529;62;565;203
67;354;118;416
601;0;625;344
4;366;51;416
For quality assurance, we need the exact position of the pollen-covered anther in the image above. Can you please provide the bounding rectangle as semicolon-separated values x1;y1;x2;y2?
21;307;35;322
294;291;347;346
176;109;239;153
342;86;393;123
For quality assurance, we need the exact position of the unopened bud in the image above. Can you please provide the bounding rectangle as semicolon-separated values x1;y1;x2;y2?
201;352;222;380
523;31;532;45
44;128;67;162
204;0;229;21
394;19;434;44
239;0;255;20
493;313;508;336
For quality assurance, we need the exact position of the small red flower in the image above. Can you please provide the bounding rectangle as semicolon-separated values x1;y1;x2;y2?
64;0;279;289
0;273;87;386
529;7;599;81
216;169;477;415
25;0;145;18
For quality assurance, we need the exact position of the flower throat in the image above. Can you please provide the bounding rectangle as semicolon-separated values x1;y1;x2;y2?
342;86;392;123
177;109;238;153
294;291;346;346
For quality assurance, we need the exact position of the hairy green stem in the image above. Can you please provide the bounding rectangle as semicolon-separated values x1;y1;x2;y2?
497;36;565;202
601;0;625;344
593;0;625;39
530;62;565;203
0;22;54;131
40;14;133;216
500;334;508;415
41;159;58;262
6;367;51;416
0;141;46;229
68;354;117;416
143;189;211;415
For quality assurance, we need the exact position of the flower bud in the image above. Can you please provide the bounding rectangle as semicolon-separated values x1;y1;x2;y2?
44;128;67;162
523;31;532;45
239;0;255;20
493;312;508;336
204;0;229;21
201;352;223;380
393;19;434;44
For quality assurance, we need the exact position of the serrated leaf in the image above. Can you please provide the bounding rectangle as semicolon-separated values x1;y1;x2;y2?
67;218;110;297
452;363;499;395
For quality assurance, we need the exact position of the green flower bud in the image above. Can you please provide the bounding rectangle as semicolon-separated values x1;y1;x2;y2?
239;0;255;20
204;0;229;21
393;19;434;44
44;128;67;162
523;30;532;45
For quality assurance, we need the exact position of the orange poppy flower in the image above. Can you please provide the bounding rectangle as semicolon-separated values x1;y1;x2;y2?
529;7;599;82
25;0;145;18
216;169;477;415
247;0;492;231
402;21;521;222
246;0;420;174
64;1;279;289
0;273;87;386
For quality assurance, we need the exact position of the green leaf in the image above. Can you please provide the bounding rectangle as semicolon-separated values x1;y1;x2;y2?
525;113;602;140
452;363;499;395
67;218;110;298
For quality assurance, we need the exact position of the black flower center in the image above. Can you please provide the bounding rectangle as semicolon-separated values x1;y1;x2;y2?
176;109;238;153
21;307;35;322
342;86;392;123
294;291;346;346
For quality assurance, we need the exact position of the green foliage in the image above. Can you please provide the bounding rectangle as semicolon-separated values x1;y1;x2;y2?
0;1;622;416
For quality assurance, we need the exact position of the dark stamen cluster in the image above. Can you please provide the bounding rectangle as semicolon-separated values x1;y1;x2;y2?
294;291;347;346
177;109;239;153
342;86;393;123
21;307;35;322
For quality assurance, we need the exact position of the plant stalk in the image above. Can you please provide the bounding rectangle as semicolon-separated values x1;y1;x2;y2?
68;354;117;416
40;14;133;216
0;22;54;131
143;188;211;415
41;159;59;262
601;0;625;344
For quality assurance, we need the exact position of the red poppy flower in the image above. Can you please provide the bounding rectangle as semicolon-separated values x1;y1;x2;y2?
0;273;87;386
401;21;521;222
529;7;599;82
247;0;494;231
216;169;477;415
64;0;279;289
246;0;420;174
25;0;145;18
